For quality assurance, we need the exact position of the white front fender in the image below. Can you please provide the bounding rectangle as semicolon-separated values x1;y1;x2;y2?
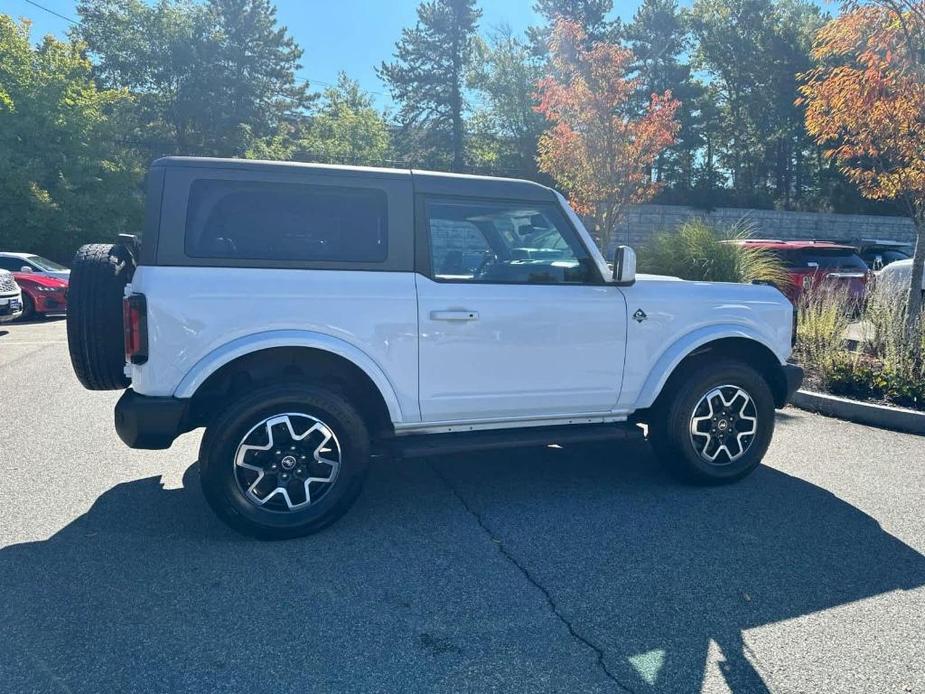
628;324;787;410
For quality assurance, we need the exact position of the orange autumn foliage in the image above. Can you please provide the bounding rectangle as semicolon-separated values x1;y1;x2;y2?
800;2;925;318
534;19;680;252
800;4;925;204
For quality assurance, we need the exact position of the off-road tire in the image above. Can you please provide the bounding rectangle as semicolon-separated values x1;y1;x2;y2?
648;360;775;484
199;382;371;540
66;244;134;390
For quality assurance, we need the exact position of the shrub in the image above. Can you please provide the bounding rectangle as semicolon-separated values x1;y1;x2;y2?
795;282;925;410
824;355;878;400
637;220;789;289
795;285;858;389
862;283;925;408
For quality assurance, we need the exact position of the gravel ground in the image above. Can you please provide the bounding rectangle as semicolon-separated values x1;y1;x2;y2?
0;319;923;693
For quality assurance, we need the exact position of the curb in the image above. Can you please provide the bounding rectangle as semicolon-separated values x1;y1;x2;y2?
790;390;925;436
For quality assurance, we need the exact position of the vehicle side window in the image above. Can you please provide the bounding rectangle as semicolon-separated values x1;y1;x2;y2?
0;258;23;272
185;179;388;262
882;250;908;264
424;198;598;284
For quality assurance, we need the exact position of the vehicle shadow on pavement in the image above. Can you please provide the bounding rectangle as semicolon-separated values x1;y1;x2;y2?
12;315;66;326
431;441;925;691
772;409;800;424
1;443;922;693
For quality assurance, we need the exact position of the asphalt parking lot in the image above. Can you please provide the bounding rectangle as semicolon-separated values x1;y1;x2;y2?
1;319;923;693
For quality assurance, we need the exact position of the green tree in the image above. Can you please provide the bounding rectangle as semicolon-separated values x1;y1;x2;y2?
296;74;391;166
527;0;619;54
765;0;828;208
624;0;704;193
689;0;825;207
198;0;311;154
0;16;142;261
75;0;312;157
468;26;546;177
378;0;481;171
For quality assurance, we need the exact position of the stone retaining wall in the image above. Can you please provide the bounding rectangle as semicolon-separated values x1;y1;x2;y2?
608;204;916;249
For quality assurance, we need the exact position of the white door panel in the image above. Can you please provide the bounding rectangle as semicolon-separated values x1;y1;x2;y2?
416;276;627;421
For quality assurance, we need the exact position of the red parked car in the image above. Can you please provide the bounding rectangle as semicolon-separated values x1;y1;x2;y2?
13;271;68;320
733;240;870;304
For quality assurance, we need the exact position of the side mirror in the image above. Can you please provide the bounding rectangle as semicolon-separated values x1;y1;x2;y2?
611;245;636;286
19;266;32;273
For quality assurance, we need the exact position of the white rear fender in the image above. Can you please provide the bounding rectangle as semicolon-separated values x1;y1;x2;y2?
173;330;407;424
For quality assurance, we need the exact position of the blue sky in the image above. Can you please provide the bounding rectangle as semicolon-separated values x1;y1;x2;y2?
4;0;646;107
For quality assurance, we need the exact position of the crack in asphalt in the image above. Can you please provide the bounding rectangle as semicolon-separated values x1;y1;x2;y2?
428;460;635;694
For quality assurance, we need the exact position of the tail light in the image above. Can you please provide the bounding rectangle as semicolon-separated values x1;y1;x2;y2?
123;293;148;365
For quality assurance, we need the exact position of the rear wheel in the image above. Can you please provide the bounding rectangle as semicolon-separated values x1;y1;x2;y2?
648;360;775;484
66;243;134;390
199;383;370;539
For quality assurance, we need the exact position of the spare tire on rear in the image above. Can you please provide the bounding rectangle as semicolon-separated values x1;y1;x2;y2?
66;243;135;390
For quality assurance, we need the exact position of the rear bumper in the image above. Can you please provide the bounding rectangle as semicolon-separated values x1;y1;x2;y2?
114;389;188;449
782;364;804;405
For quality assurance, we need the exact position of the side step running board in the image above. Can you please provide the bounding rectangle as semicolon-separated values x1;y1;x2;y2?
381;422;643;459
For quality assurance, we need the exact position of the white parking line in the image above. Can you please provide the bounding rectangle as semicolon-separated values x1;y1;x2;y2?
0;340;68;344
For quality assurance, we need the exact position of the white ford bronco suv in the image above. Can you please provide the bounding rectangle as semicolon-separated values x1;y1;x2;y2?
66;157;802;539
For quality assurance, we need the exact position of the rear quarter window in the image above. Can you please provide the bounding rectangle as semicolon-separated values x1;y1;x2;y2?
780;249;867;270
184;179;388;262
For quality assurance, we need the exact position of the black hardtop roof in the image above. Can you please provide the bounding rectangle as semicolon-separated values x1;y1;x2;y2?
152;156;558;202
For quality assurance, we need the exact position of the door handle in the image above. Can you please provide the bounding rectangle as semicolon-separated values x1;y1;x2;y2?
430;310;479;321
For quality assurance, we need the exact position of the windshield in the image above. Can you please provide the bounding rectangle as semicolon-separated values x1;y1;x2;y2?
26;255;68;271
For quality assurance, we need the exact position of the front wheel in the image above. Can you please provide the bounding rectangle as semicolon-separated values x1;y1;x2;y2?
199;383;370;539
18;293;35;321
648;360;775;484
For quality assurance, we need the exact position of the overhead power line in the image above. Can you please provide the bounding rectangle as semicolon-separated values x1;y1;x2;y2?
20;1;386;101
22;0;77;24
295;74;389;99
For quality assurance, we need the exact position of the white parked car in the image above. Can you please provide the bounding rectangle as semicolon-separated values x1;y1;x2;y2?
875;258;925;298
0;252;70;282
66;157;803;539
0;270;23;323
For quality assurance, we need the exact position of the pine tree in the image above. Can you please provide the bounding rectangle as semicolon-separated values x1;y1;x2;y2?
378;0;481;171
201;0;312;155
527;0;619;55
624;0;703;193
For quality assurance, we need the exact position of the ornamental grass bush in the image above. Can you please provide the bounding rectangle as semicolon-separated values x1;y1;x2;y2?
794;284;855;385
638;220;790;289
